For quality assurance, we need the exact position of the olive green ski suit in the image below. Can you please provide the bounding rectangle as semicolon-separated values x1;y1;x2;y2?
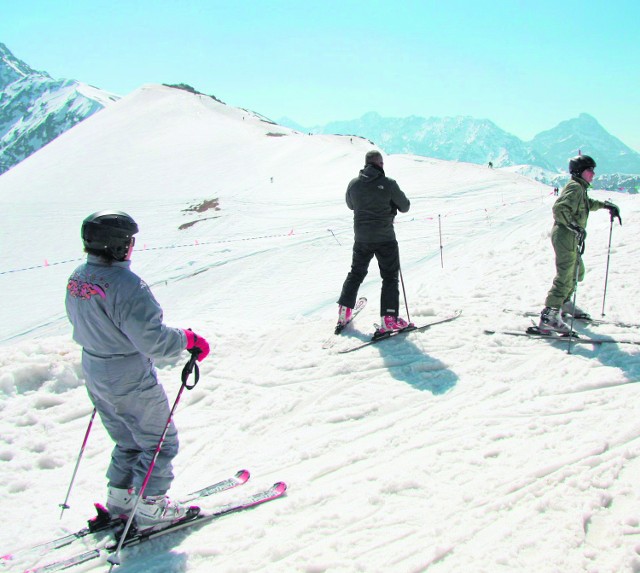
544;175;605;308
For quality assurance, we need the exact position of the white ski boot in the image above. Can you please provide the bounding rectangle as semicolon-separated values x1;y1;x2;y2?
539;307;571;334
106;486;136;519
135;495;200;530
561;300;591;320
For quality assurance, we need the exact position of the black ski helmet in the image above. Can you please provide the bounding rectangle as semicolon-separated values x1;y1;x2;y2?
81;210;139;261
568;155;596;176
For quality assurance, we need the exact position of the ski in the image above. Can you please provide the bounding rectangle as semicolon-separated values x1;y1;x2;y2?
338;310;462;354
3;470;250;566
1;507;123;565
335;297;367;335
25;481;287;573
180;468;250;502
502;308;640;329
485;328;640;346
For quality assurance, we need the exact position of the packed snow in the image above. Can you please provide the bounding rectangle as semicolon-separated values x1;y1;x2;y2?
1;85;639;573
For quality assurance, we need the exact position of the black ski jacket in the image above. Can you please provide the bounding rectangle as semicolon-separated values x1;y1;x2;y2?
346;164;410;243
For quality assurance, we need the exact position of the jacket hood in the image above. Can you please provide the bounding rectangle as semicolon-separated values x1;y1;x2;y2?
359;163;385;181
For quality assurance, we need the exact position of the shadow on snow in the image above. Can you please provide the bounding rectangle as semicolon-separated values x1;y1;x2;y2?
562;323;640;384
342;327;458;395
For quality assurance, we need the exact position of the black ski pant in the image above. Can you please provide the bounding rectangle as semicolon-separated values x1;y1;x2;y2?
338;240;401;317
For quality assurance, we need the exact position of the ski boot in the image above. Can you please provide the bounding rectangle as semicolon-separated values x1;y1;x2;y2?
374;315;413;338
106;486;136;519
561;300;591;320
135;495;200;531
538;307;572;335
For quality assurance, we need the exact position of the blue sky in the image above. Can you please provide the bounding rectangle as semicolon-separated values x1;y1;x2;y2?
3;0;639;150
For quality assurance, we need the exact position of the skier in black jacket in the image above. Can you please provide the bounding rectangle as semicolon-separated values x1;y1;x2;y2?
337;150;411;334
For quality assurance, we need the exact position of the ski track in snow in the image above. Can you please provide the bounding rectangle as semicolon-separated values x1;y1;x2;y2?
1;85;640;572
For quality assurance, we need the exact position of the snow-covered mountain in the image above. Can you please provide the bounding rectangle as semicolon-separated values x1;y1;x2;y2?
289;112;553;170
280;111;640;178
4;37;638;188
0;42;118;175
529;113;640;174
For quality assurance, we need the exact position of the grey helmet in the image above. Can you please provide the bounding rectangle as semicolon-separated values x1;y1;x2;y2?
568;155;596;176
81;210;139;261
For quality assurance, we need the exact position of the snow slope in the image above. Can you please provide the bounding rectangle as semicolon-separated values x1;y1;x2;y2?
1;85;639;573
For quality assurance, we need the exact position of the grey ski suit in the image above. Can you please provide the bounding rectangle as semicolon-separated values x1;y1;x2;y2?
65;255;187;495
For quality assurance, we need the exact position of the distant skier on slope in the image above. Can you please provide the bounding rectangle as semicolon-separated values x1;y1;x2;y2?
65;211;210;529
336;150;412;334
539;155;621;333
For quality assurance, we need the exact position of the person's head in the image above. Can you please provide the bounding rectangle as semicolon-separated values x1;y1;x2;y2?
81;210;139;263
569;155;596;183
365;150;384;170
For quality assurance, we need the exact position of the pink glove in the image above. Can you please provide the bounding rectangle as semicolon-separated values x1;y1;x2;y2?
183;329;210;362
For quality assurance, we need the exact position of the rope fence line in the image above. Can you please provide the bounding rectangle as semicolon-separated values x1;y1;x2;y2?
1;191;551;276
0;229;314;276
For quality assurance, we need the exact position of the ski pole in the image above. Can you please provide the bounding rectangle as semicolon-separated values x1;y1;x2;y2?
328;228;341;246
399;264;411;325
59;407;97;519
438;214;444;269
567;240;585;355
600;215;615;317
108;349;201;570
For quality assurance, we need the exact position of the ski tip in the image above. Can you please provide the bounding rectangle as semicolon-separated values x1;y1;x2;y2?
484;330;496;335
235;469;251;483
273;482;288;494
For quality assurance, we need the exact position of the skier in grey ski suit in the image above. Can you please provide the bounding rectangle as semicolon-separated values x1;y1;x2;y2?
66;211;209;503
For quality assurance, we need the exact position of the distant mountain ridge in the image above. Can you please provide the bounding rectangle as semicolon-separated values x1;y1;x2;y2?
0;42;118;175
528;113;640;174
279;112;640;177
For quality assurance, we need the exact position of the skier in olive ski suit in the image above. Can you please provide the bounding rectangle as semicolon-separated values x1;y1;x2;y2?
539;155;621;333
65;211;210;529
337;150;411;334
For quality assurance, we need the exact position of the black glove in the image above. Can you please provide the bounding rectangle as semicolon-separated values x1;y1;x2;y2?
604;200;622;225
568;223;586;245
